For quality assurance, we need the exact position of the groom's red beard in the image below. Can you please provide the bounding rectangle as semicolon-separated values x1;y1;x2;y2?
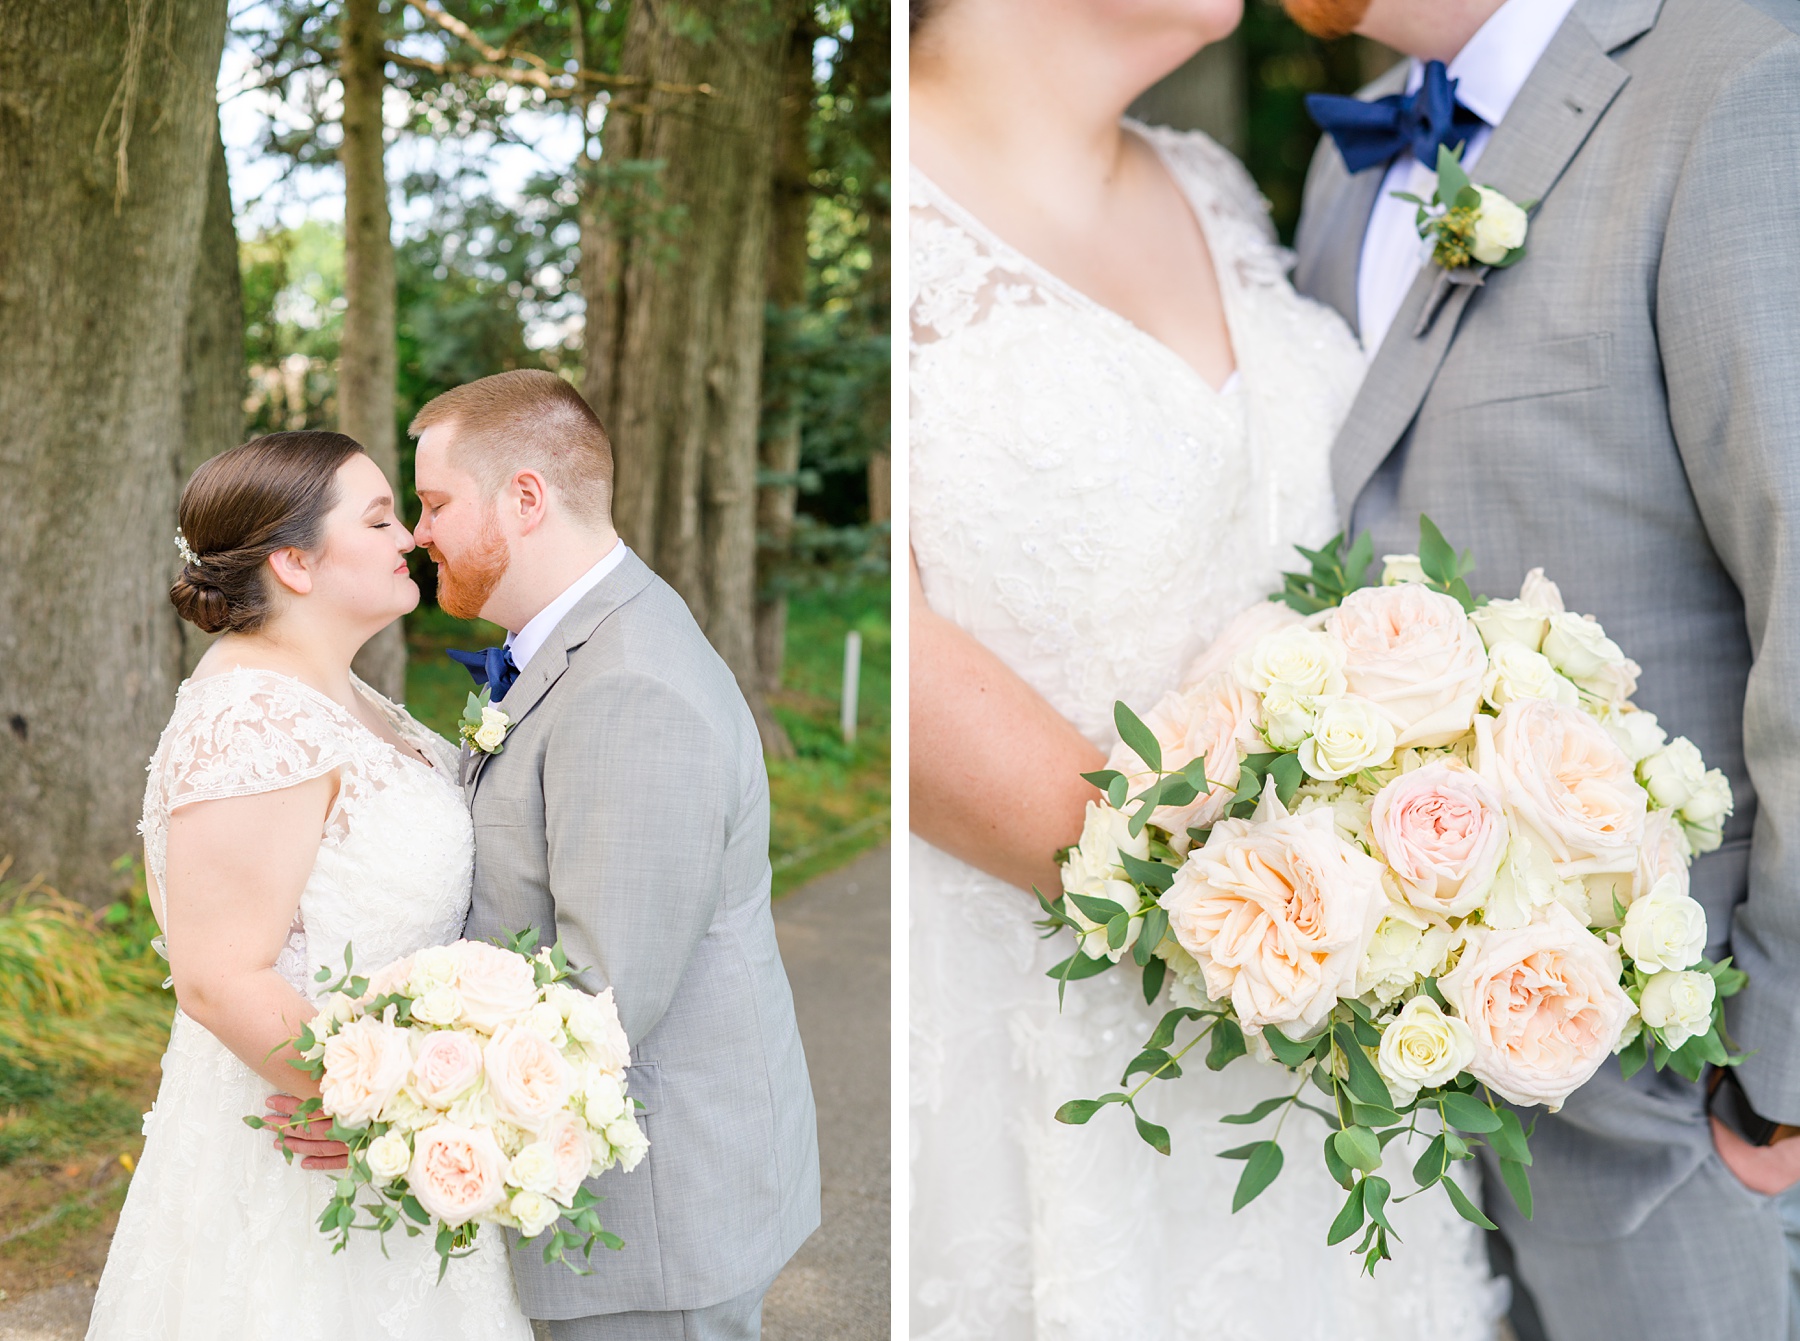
1280;0;1372;40
430;513;510;620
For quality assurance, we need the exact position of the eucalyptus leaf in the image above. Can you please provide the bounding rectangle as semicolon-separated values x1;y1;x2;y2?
1327;1180;1367;1245
1207;1016;1248;1072
1120;852;1175;892
1055;1098;1107;1125
1135;1112;1172;1156
1362;1174;1394;1233
1066;892;1126;925
1412;1133;1448;1189
1335;1024;1393;1109
1442;1173;1498;1230
1115;700;1162;773
1221;1095;1291;1126
1439;1091;1502;1134
1322;1129;1355;1189
1265;1027;1320;1069
1499;1157;1534;1219
1232;1141;1285;1211
1141;954;1166;1004
1333;1126;1382;1173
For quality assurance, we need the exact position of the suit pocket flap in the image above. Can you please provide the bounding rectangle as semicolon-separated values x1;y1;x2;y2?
473;795;530;828
1434;331;1612;412
624;1060;659;1115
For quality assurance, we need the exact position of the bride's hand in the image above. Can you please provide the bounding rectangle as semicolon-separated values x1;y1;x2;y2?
264;1093;350;1170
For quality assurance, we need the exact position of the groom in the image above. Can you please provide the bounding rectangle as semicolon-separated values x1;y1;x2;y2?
411;370;820;1339
1288;0;1800;1336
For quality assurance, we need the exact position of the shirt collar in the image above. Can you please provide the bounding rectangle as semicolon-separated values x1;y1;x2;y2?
503;539;628;674
1404;0;1581;129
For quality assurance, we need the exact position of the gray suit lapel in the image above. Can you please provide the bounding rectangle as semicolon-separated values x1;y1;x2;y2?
462;550;658;798
1331;0;1655;527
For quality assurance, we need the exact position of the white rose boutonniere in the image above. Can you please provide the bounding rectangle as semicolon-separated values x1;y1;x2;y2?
459;687;513;756
1395;145;1531;274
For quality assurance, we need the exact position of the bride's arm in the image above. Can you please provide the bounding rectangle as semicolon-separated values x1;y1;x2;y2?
910;552;1105;894
160;774;336;1095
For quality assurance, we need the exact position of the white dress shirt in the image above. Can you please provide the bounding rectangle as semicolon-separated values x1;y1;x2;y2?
1356;0;1580;358
505;539;629;675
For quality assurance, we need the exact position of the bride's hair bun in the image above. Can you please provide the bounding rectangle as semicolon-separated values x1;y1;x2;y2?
169;431;364;635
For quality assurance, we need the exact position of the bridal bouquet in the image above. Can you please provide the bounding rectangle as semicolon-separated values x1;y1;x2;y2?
247;933;647;1278
1040;518;1745;1271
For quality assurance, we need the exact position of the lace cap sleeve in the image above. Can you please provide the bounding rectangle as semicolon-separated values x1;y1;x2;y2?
155;672;348;810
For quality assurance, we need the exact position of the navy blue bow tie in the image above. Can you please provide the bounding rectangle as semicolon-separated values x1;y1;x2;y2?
447;644;520;701
1305;60;1487;175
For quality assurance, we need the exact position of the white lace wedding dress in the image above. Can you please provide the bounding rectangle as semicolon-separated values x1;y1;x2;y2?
909;123;1509;1340
87;667;532;1341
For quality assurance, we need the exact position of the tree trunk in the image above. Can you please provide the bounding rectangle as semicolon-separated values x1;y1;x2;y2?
844;0;891;533
582;0;803;756
0;0;229;902
752;26;815;702
178;111;247;675
339;0;405;700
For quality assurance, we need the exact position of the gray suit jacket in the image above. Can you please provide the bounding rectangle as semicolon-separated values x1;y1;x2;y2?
462;551;820;1316
1294;0;1800;1241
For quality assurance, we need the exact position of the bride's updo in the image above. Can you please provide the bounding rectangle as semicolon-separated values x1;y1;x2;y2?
170;431;365;635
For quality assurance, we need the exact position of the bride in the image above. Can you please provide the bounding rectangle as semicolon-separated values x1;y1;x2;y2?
908;1;1507;1336
86;432;531;1339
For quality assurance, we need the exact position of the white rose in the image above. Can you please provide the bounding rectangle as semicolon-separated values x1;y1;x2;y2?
1236;625;1348;698
1469;187;1528;265
1356;909;1455;1005
1640;737;1707;812
366;1129;412;1185
1593;703;1667;764
522;1000;568;1047
1327;585;1487;748
319;1016;412;1126
1678;770;1733;855
316;991;359;1031
1518;569;1566;613
1260;689;1315;751
507;1140;559;1195
1481;641;1579;712
1381;554;1427;586
1620;875;1707;972
1637;969;1717;1050
1482;834;1583;930
1613;1010;1644;1054
410;985;464;1027
1377;995;1476;1106
581;1072;628;1128
1541;612;1637;699
509;1189;561;1239
567;988;631;1073
1059;801;1149;962
1299;696;1397;782
605;1116;649;1173
473;710;509;753
1470;599;1550;653
408;945;462;998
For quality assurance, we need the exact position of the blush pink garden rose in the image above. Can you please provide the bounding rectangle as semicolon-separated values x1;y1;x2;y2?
1326;585;1486;748
1160;799;1386;1038
407;1122;510;1226
1438;902;1635;1109
542;1108;596;1203
319;1016;412;1125
452;941;541;1032
484;1025;577;1132
408;1028;485;1108
1368;759;1509;918
1105;672;1263;833
1478;699;1647;892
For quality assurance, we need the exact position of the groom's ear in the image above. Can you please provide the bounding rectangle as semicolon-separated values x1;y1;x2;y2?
506;467;553;536
267;545;315;596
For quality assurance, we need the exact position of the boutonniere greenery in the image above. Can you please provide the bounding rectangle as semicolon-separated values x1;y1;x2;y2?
1395;144;1532;274
459;687;512;756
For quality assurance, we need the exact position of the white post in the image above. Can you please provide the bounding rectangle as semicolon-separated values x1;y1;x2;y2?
841;630;862;744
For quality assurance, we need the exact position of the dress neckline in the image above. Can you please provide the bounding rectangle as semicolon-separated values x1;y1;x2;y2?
910;121;1246;401
182;664;440;774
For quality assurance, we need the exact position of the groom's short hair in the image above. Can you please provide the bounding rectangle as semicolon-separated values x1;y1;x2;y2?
409;370;614;526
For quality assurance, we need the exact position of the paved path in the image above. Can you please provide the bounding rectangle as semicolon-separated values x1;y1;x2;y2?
0;849;892;1341
762;846;891;1341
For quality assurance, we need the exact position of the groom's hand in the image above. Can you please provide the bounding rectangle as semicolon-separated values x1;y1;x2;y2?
1711;1116;1800;1198
264;1093;350;1171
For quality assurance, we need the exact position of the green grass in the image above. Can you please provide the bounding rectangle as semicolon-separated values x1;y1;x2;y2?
402;579;890;896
